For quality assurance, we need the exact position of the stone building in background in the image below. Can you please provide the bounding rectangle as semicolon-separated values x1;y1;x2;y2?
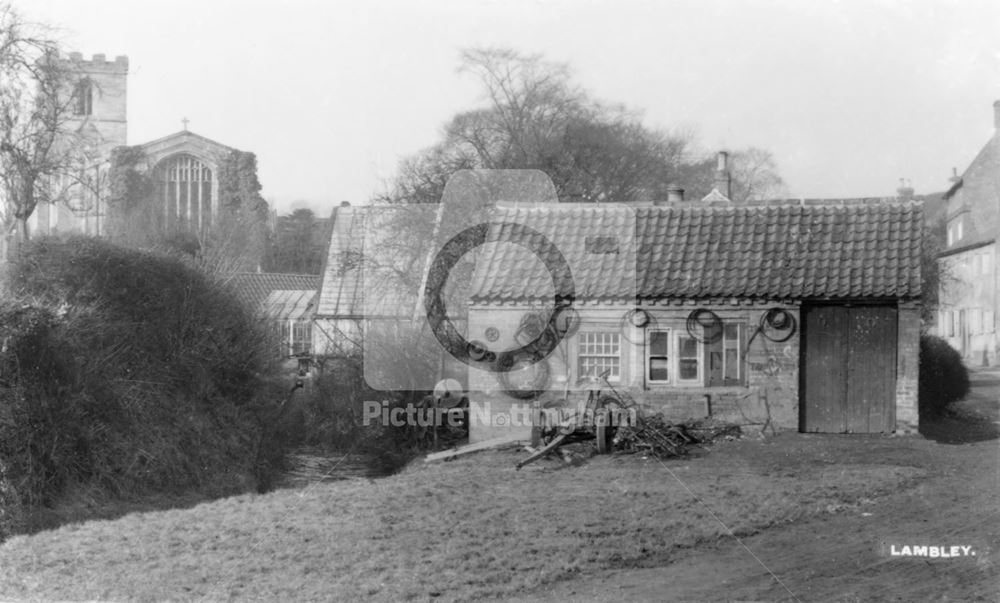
31;53;128;236
28;52;269;270
937;101;1000;366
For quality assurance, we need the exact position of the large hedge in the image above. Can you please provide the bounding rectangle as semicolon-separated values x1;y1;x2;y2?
0;237;281;538
918;334;971;420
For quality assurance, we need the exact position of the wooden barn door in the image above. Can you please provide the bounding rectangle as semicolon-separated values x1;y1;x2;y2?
801;305;897;433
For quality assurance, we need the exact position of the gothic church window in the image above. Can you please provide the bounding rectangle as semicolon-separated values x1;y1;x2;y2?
154;154;214;232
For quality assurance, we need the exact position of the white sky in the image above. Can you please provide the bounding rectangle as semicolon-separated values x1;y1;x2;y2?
21;0;1000;215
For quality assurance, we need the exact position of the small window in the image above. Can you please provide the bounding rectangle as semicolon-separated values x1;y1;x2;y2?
947;227;953;247
647;330;671;383
956;220;963;242
578;332;621;381
292;320;312;355
677;334;700;382
703;321;745;386
74;79;93;116
722;323;743;384
986;310;996;334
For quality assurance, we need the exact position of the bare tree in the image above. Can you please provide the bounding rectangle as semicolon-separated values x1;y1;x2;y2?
0;4;85;247
727;147;787;203
383;47;704;205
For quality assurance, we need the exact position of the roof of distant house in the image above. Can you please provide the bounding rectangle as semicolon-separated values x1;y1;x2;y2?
225;272;321;310
316;205;364;318
262;289;317;321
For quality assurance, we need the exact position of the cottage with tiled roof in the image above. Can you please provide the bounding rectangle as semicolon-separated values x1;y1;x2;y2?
466;195;923;441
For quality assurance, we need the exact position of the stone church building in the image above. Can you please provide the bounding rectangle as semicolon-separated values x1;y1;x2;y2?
28;52;267;267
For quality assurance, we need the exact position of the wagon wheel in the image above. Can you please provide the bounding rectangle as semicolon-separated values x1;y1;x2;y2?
594;396;624;454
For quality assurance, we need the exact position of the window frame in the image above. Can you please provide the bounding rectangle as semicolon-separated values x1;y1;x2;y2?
646;328;672;384
292;320;312;355
700;321;746;387
576;331;622;383
675;331;702;385
642;320;747;388
715;322;746;386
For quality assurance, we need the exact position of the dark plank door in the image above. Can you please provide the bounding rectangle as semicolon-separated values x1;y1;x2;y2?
802;306;849;432
845;306;897;433
802;305;897;433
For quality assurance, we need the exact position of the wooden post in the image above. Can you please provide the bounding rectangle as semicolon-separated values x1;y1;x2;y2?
531;400;541;447
433;395;439;450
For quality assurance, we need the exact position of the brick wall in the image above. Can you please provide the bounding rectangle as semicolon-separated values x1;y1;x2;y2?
631;305;801;431
466;302;803;442
895;302;921;432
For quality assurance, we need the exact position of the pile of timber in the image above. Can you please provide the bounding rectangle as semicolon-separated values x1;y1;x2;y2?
615;415;742;457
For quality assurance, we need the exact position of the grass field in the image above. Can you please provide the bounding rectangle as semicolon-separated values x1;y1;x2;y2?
0;435;927;602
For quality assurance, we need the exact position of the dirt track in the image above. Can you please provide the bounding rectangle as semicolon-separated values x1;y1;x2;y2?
511;369;1000;602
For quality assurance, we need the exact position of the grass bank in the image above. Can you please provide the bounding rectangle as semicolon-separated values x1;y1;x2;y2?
0;434;928;601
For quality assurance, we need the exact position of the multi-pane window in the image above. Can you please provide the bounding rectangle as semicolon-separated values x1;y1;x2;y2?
646;322;744;387
292;320;312;355
155;154;214;232
279;320;313;356
647;330;671;382
578;332;621;381
705;323;743;386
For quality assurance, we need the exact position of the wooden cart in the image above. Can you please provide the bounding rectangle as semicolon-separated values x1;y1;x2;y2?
515;371;629;470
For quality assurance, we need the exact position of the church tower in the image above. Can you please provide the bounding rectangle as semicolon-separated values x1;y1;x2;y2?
62;52;129;152
31;52;129;237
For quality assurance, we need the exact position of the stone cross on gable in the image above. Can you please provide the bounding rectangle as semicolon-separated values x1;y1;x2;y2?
182;117;189;131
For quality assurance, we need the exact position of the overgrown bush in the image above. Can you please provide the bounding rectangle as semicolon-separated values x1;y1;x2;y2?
0;236;283;538
919;334;971;420
295;356;446;473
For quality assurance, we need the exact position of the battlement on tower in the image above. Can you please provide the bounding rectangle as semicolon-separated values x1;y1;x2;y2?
64;52;129;73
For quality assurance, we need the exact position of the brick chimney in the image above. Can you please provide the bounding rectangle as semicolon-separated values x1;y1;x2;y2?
713;151;731;200
666;183;685;203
